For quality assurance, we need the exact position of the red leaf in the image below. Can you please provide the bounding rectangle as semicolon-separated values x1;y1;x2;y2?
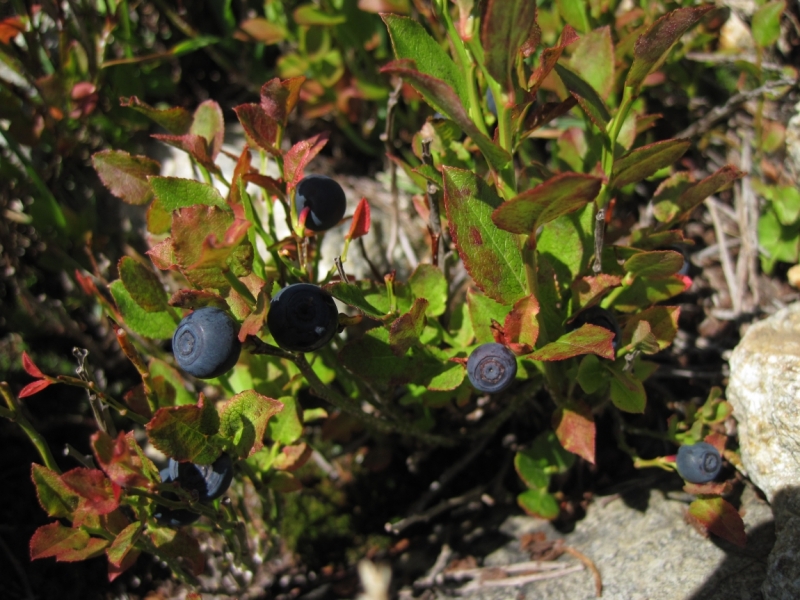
260;77;305;125
151;133;215;171
74;269;100;296
283;133;329;190
30;522;109;562
146;238;178;271
61;468;120;515
0;16;24;44
503;295;540;352
347;198;371;240
389;298;429;356
238;286;269;342
19;379;52;398
704;432;727;454
553;402;596;464
571;274;622;310
233;104;279;152
108;549;140;582
91;431;153;489
528;25;579;95
688;497;746;548
22;351;46;379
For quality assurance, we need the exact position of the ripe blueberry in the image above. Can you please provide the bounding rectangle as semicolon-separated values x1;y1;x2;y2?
467;343;517;394
567;306;621;352
154;467;201;527
166;453;234;502
676;442;722;484
267;283;338;352
295;175;347;232
172;307;241;379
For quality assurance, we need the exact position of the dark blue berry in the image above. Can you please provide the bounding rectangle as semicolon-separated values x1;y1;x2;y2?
567;306;621;352
167;453;234;502
467;343;517;393
295;175;347;232
676;442;722;484
154;467;201;527
267;283;338;352
172;307;241;379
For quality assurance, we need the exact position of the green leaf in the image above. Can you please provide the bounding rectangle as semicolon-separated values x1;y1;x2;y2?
610;274;691;312
553;401;596;464
623;249;685;278
752;1;785;48
145;395;222;464
267;396;304;445
293;4;346;25
119;257;168;313
625;6;715;91
610;139;691;189
120;96;192;134
443;302;475;347
606;364;646;413
481;0;539;88
468;289;511;344
107;523;142;568
92;150;160;206
381;14;467;106
576;354;608;394
567;25;614;99
554;63;610;133
529;324;615;361
652;165;744;224
109;280;176;340
759;209;800;271
30;522;109;562
492;173;602;235
515;450;549;489
408;264;447;317
622;306;680;351
218;390;283;458
537;205;594;291
772;185;800;226
150;177;227;211
688;497;746;548
556;0;589;33
517;488;560;519
325;279;411;319
528;430;576;474
170;35;220;57
381;60;512;173
31;465;79;519
389;298;429;356
190;99;224;161
442;167;527;305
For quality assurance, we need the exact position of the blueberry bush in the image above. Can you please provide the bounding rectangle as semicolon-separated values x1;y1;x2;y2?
2;0;797;593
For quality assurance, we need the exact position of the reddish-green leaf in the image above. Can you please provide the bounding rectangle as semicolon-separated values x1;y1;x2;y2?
190;100;224;161
149;177;226;211
218;390;284;458
529;324;615;361
382;60;512;173
273;442;313;471
553;402;596;464
503;295;540;352
108;548;140;582
283;133;329;190
150;133;215;170
168;289;228;311
106;522;142;568
492;173;602;235
119;257;167;313
389;298;428;356
409;264;447;317
443;167;526;305
145;394;222;464
260;77;305;126
120;96;192;134
61;468;120;515
611;274;691;312
623;249;685;278
571;274;622;310
625;6;715;91
19;379;52;398
566;25;614;100
622;306;680;351
234;103;279;152
92;150;160;206
30;523;109;562
149;527;205;575
528;26;579;95
653;165;744;224
347;198;371;241
610;139;691;189
481;0;539;89
31;465;79;518
171;205;253;291
237;18;286;44
238;286;269;342
517;488;560;519
91;431;154;489
688;497;746;548
468;288;513;345
554;63;611;133
147;238;178;271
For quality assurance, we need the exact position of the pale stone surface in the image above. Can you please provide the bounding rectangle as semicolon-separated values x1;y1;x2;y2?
787;101;800;180
727;302;800;503
421;484;773;600
761;487;800;600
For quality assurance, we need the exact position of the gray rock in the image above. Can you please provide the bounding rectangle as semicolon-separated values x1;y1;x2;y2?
417;484;772;600
727;302;800;504
761;487;800;600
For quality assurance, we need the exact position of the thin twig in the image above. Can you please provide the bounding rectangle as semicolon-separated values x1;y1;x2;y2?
564;546;603;597
64;443;96;469
676;78;797;139
414;544;453;591
593;208;606;273
73;348;116;436
705;198;740;314
421;139;445;269
382;81;403;266
386;486;485;534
